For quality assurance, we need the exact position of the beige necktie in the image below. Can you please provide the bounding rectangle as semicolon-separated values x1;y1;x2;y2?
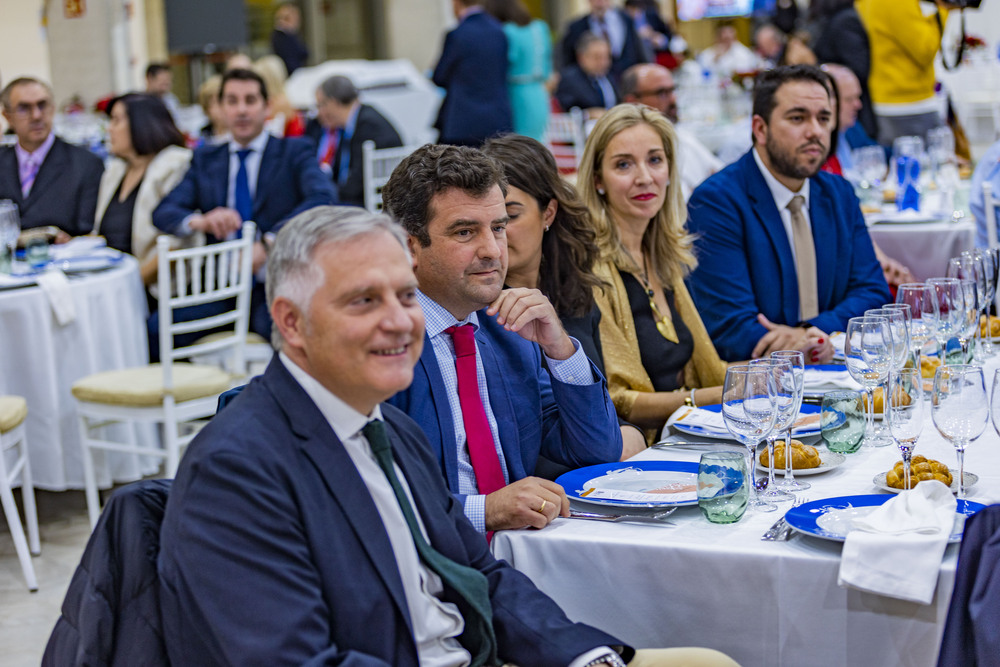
787;195;818;321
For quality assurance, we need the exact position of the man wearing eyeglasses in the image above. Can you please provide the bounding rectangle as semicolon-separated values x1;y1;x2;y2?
0;77;103;239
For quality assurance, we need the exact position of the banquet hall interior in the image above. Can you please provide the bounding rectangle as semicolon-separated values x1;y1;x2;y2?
4;0;1000;665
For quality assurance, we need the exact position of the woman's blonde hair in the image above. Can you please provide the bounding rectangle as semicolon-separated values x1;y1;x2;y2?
577;103;696;287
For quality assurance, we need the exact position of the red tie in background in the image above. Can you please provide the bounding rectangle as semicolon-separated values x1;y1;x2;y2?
445;324;506;497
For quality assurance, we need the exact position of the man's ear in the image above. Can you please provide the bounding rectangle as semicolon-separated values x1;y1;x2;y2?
406;234;420;270
271;297;305;350
751;114;768;148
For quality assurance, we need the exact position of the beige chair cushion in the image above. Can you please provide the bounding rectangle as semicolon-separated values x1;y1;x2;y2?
193;331;270;346
71;363;233;407
0;395;28;433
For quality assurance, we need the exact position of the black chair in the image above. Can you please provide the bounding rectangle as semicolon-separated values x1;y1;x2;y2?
937;504;1000;666
43;479;172;666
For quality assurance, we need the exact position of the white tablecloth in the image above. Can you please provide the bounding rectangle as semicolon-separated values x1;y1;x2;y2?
868;220;976;283
492;357;1000;666
0;257;159;490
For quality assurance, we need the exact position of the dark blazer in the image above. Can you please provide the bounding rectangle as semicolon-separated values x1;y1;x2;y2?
432;10;513;146
152;135;335;237
304;104;403;207
387;311;622;503
270;28;309;75
812;6;878;141
560;9;647;81
158;358;622;666
0;136;103;236
554;64;619;112
686;150;891;361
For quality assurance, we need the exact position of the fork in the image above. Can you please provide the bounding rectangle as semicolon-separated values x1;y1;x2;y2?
568;508;677;525
761;496;809;541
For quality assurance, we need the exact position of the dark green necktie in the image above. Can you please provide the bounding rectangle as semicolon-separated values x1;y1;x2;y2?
362;419;498;667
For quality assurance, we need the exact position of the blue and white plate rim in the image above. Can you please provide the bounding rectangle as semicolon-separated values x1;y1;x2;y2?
672;403;822;440
556;460;700;509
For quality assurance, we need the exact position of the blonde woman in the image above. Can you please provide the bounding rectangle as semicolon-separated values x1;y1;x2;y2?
578;103;726;438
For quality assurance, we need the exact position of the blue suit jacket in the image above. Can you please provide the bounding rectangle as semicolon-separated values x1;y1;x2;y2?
686;150;890;361
554;64;619;112
387;312;622;502
432;11;513;146
152;135;335;237
159;357;621;666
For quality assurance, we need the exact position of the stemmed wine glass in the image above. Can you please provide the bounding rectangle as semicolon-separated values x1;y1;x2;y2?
990;369;1000;441
974;249;996;358
886;367;925;490
947;253;987;360
957;279;980;362
866;308;907;440
749;358;795;503
926;277;963;363
932;364;988;499
852;145;887;207
895;283;934;367
722;365;778;513
771;350;809;492
844;316;893;447
883;303;914;367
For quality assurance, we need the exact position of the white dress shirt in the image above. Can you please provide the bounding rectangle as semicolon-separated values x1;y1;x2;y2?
752;146;812;267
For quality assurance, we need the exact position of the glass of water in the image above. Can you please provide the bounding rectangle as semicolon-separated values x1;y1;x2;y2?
821;390;865;454
0;200;19;274
697;451;748;524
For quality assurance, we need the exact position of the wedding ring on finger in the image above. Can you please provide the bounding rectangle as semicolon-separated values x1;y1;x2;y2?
537;499;547;514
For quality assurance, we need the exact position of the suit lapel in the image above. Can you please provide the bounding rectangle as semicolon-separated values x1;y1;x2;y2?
0;150;24;208
254;136;281;217
206;144;230;209
21;138;67;216
808;177;836;310
415;335;461;490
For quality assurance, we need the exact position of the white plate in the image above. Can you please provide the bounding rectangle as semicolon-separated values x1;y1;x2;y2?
872;469;978;495
815;506;966;543
759;449;846;476
672;404;822;440
556;461;699;508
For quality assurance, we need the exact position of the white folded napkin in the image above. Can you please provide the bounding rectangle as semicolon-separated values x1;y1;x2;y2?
36;269;76;325
803;368;862;390
838;481;957;605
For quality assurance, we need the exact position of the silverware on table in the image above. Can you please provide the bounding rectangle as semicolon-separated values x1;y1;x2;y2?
761;496;808;541
568;508;677;525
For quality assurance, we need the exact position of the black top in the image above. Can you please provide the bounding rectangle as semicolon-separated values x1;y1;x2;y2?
100;179;140;254
621;272;694;392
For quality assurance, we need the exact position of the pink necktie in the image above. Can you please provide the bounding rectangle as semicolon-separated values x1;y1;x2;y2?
21;157;40;198
445;324;506;497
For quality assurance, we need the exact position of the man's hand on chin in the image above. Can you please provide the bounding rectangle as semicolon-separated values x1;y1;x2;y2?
487;287;575;360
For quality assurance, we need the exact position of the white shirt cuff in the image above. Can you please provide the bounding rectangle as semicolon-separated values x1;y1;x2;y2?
462;494;487;533
544;337;595;385
568;647;621;667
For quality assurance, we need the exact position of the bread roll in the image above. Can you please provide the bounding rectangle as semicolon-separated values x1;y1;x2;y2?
759;440;820;470
885;456;953;489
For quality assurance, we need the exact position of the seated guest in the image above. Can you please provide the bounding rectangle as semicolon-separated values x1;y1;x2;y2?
555;32;619;117
687;65;889;362
971;138;1000;248
619;63;722;201
305;74;402;207
153;68;335;339
754;24;785;70
195;75;228;146
696;23;760;80
0;77;103;239
253;55;305;138
144;63;181;119
560;0;647;82
382;144;623;533
576;104;726;438
93;94;192;286
481;133;647;460
270;1;309;75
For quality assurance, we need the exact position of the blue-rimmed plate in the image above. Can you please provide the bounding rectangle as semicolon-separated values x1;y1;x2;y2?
556;461;699;509
784;494;985;543
672;403;822;440
51;251;124;274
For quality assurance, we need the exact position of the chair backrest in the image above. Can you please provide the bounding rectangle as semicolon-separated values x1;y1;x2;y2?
984;182;998;248
156;222;255;387
362;141;418;213
544;107;586;174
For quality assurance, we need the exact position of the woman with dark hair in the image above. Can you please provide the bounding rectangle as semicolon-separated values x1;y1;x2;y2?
94;93;192;284
481;133;646;459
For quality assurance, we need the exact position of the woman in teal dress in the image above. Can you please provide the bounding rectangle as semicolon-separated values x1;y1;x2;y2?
485;0;552;142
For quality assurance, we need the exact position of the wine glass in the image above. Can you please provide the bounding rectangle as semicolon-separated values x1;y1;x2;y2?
844;316;893;447
0;200;19;275
865;309;905;440
721;365;778;513
852;145;887;207
749;358;795;503
883;303;914;367
926;277;963;363
932;364;988;499
969;249;995;359
948;253;987;360
957;279;980;362
886;367;925;490
771;350;809;492
895;283;933;365
990;369;1000;440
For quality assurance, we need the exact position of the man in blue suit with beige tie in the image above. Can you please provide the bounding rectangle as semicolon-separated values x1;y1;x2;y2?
152;68;335;338
686;65;890;363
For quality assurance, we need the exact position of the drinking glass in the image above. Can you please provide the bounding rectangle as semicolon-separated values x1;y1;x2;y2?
771;350;809;492
948;253;988;360
864;310;903;440
0;200;19;275
844;316;893;446
926;277;963;363
852;145;888;206
887;368;925;489
990;369;1000;440
721;365;778;513
895;283;934;365
892;135;924;212
883;303;914;367
749;358;795;503
932;364;988;499
969;249;995;359
697;451;749;524
821;390;865;454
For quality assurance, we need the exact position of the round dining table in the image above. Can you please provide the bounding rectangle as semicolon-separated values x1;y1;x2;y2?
0;255;159;490
492;356;1000;667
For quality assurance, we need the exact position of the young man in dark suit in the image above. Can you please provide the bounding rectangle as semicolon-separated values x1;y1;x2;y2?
0;77;103;239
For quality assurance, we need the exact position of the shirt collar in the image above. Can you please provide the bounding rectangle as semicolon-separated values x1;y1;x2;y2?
279;351;383;442
416;289;479;338
15;131;55;165
752;146;810;212
230;130;270;155
342;102;361;138
458;5;483;21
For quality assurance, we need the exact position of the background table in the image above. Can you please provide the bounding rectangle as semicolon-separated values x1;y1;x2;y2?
868;220;976;282
493;357;1000;666
0;257;159;490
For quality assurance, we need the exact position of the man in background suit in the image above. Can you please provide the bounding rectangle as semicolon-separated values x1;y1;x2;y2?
270;1;309;75
0;77;103;239
555;32;619;116
158;205;648;667
686;65;889;362
304;74;402;207
153;68;334;337
382;144;622;535
432;0;512;146
561;0;647;83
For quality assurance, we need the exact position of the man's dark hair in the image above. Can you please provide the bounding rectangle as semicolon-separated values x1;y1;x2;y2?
0;77;52;110
220;68;269;102
752;64;832;125
619;66;641;99
145;63;170;80
317;75;358;105
106;93;185;156
381;144;507;248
